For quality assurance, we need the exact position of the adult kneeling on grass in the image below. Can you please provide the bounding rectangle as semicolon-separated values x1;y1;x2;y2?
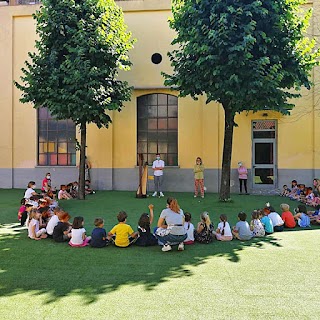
155;197;187;252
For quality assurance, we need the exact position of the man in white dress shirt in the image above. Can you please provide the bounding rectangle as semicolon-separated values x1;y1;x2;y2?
152;153;165;197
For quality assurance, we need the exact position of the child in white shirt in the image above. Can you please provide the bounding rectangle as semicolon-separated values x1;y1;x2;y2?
69;216;91;247
28;209;47;240
213;214;233;241
183;212;195;245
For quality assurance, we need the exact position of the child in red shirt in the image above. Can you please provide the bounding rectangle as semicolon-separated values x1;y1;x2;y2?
280;203;296;228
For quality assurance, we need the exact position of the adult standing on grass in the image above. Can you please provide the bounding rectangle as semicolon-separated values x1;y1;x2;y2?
194;157;205;198
155;198;187;252
152;153;165;197
238;161;248;195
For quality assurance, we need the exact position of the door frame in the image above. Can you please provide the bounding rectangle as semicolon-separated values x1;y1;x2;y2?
251;120;278;189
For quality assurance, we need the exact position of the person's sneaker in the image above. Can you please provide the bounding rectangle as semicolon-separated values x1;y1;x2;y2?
178;242;184;251
162;244;172;252
201;195;204;199
194;195;197;198
152;192;157;197
159;192;164;197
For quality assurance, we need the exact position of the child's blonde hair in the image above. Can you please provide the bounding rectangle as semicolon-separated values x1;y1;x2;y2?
201;211;211;229
280;203;290;212
29;208;39;220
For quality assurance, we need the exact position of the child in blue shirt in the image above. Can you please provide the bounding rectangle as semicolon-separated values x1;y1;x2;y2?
90;218;109;248
259;209;274;235
294;204;310;228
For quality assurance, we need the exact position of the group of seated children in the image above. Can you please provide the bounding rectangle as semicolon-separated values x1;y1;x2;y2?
280;179;320;207
58;180;95;200
20;192;318;251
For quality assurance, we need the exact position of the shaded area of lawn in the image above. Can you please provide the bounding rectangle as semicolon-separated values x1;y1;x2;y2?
0;189;317;305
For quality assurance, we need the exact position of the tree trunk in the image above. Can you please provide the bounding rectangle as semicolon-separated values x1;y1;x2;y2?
219;105;235;201
78;122;86;200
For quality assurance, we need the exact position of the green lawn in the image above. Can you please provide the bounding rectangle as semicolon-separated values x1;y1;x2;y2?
0;189;320;319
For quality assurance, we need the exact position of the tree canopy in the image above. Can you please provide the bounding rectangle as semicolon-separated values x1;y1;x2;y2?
164;0;319;200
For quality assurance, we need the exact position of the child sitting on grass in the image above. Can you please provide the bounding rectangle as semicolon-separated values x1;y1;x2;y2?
250;210;265;237
90;218;109;248
135;204;158;247
58;185;72;200
18;198;26;221
28;209;47;240
280;185;291;197
53;211;72;242
259;209;273;235
46;207;62;237
293;204;310;228
232;212;252;241
264;204;284;232
194;211;214;244
280;203;296;228
108;211;138;247
183;212;195;245
212;214;233;241
69;216;91;247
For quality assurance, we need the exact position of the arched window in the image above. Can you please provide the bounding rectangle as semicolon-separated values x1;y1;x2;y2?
38;107;76;166
137;94;178;166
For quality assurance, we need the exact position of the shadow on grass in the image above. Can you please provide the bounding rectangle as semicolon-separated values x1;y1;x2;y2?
0;224;282;305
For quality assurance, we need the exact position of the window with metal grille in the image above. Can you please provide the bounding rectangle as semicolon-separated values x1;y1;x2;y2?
38;107;76;166
137;94;178;166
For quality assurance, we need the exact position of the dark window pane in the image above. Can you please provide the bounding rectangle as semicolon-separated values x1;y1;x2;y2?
168;143;177;153
158;119;167;130
148;95;158;105
138;131;148;141
48;131;57;142
148;142;157;153
68;143;76;153
254;168;274;184
168;132;178;142
48;120;58;131
138;106;147;118
139;119;148;131
148;132;157;141
39;131;47;142
158;143;167;153
254;143;274;164
148;105;157;117
148;119;157;130
253;131;275;139
158;94;168;105
168;95;178;105
39;120;47;131
57;120;68;131
138;142;147;153
158;132;167;141
168;118;178;129
168;105;178;117
158;105;167;117
167;154;178;166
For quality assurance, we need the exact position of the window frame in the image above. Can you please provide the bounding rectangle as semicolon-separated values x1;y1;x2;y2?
137;94;178;166
37;107;77;166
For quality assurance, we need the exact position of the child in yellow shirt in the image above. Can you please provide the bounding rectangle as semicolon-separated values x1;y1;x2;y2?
108;211;138;247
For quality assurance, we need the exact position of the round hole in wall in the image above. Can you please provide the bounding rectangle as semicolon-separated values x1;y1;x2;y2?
151;53;162;64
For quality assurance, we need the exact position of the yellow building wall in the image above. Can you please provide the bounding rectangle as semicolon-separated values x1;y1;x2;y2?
0;0;319;180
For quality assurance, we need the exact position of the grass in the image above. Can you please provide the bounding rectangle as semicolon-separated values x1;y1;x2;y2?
0;189;320;319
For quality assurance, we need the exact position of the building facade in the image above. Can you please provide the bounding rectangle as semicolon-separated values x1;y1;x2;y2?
0;0;320;193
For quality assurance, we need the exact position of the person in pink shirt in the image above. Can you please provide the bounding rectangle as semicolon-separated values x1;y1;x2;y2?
237;161;249;195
